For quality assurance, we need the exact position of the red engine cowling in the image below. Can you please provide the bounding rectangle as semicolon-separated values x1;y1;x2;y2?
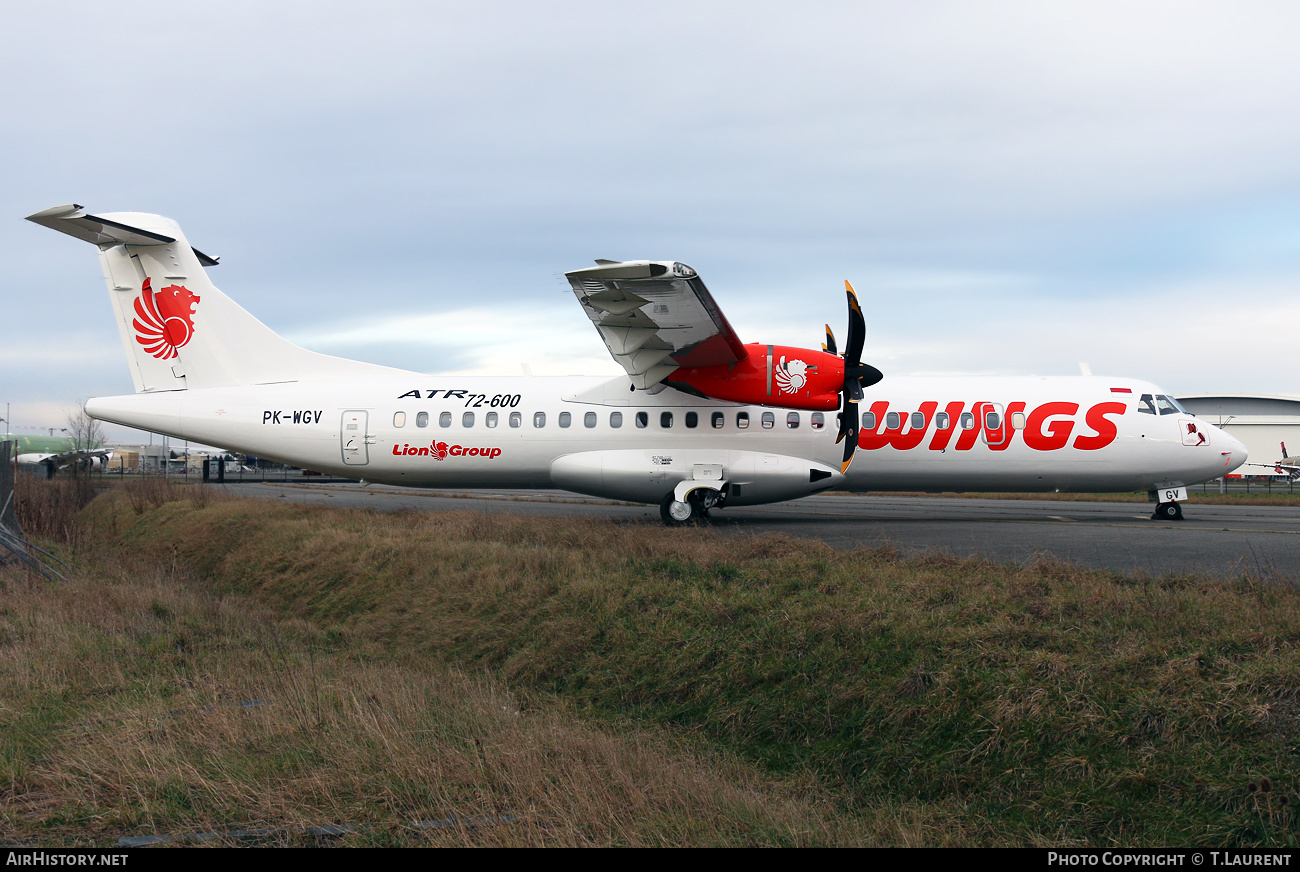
667;343;845;411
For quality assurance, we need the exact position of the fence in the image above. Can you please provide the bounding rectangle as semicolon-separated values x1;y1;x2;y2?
1197;476;1296;495
1;441;17;534
77;461;357;486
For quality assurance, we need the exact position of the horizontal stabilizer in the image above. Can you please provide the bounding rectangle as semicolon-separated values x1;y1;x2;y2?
27;204;220;266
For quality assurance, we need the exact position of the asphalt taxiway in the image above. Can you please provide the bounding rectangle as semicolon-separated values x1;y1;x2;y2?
221;483;1300;581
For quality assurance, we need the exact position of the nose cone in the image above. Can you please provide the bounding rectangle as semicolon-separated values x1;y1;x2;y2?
1218;430;1249;476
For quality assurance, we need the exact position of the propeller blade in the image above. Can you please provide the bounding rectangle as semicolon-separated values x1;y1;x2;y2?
836;280;875;475
824;324;837;356
839;398;859;473
836;400;854;443
844;280;865;367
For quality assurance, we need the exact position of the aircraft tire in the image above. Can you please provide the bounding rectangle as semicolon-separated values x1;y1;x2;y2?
660;494;699;527
1153;501;1183;521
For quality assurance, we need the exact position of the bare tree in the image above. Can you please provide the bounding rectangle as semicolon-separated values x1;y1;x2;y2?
66;404;106;499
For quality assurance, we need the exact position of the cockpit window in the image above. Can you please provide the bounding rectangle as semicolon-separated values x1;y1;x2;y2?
1156;395;1183;415
1159;395;1190;415
1137;394;1156;415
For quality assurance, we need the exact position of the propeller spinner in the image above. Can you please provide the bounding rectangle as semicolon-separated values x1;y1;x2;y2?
834;280;884;474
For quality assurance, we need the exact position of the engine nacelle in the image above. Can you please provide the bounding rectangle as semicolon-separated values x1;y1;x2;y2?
666;343;844;411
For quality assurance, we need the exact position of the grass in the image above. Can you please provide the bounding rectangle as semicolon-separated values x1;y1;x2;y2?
5;481;1300;846
0;483;875;847
0;560;862;847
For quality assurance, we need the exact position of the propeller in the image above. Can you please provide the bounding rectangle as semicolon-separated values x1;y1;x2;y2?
834;280;884;474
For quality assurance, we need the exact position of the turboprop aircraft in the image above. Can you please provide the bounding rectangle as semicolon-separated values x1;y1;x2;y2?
26;204;1248;524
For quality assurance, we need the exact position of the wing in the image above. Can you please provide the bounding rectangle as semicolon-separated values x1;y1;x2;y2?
565;260;749;389
49;448;112;468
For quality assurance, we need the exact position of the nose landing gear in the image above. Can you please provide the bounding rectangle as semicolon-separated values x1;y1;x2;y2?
1152;501;1183;521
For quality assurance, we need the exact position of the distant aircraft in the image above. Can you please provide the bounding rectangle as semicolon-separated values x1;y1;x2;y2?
1238;441;1300;480
26;204;1247;523
4;434;112;478
1278;443;1300;479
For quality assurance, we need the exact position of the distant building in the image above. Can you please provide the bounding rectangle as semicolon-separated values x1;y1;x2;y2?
1176;394;1300;475
108;444;173;472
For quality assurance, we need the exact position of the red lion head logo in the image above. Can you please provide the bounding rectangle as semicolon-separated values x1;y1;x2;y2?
430;441;449;461
133;277;200;360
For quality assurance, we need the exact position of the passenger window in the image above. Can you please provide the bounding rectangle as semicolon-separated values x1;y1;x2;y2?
559;411;571;428
1137;394;1156;415
416;411;429;428
960;412;975;430
610;412;623;428
761;412;775;429
486;411;498;428
1011;411;1026;430
787;412;800;429
862;411;876;429
439;411;452;427
737;412;750;429
463;412;474;427
935;412;950;430
886;412;900;429
393;411;406;428
509;411;521;428
533;412;546;428
811;412;824;430
712;412;724;429
911;412;925;430
985;411;1001;430
636;412;648;429
660;411;673;428
685;412;698;428
584;411;597;428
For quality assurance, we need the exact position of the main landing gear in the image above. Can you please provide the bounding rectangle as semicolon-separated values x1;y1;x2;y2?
1152;501;1184;521
660;489;721;526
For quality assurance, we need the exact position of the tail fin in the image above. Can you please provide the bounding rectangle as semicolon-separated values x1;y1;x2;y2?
27;204;412;392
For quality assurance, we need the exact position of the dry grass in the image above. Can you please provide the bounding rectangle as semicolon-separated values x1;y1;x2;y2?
8;488;1300;846
0;551;873;847
12;473;96;545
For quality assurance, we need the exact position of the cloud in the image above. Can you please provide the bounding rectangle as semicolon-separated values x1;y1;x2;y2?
3;1;1298;433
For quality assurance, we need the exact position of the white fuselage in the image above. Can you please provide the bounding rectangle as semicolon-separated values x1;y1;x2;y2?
31;205;1244;511
86;373;1248;507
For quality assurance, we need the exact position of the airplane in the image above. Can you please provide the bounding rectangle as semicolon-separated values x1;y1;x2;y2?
1239;441;1300;481
4;433;113;479
1277;443;1300;480
25;204;1248;524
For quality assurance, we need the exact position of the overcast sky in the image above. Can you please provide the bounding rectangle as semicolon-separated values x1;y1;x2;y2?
3;1;1298;441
